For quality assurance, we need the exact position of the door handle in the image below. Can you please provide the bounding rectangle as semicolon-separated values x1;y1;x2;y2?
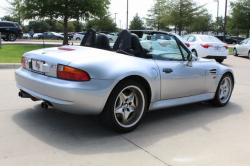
163;68;173;73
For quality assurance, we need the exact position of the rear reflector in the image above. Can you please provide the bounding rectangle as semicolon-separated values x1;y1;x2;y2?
57;65;90;81
201;44;212;48
21;57;26;69
224;46;228;49
58;47;75;51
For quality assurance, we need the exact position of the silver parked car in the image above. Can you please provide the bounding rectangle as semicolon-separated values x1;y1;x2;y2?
15;29;234;132
233;38;250;59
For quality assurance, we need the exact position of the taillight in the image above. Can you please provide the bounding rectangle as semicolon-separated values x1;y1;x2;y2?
20;28;23;31
185;43;190;47
224;46;228;49
57;64;90;81
21;57;26;69
201;44;212;49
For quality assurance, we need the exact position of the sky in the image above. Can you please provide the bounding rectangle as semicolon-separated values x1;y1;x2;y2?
0;0;235;27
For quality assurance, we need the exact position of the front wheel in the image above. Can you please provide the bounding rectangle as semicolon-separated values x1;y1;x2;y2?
211;74;234;107
100;80;148;132
233;48;238;56
216;59;224;63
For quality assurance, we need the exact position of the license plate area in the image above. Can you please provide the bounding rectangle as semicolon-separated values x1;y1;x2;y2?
214;46;221;50
31;59;45;73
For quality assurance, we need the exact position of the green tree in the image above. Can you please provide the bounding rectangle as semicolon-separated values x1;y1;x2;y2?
29;20;50;33
165;0;205;35
129;13;145;30
87;13;116;32
146;0;167;30
21;0;110;44
186;11;213;34
230;0;250;38
5;0;24;25
0;15;19;22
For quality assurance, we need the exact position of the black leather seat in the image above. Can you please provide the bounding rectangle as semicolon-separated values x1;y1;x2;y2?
80;28;96;47
95;33;112;51
130;34;147;58
113;30;132;53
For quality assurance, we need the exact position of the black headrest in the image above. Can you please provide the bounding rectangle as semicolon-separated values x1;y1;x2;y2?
95;33;112;51
113;30;131;51
80;28;96;47
131;34;146;58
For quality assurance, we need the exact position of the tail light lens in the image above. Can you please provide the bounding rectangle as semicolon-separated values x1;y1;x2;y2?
201;44;212;48
20;28;23;31
21;57;26;69
224;46;228;49
57;65;90;81
185;43;190;47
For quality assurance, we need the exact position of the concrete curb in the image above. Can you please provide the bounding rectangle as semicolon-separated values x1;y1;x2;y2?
0;63;21;69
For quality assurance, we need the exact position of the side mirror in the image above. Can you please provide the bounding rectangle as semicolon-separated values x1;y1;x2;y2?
187;53;196;67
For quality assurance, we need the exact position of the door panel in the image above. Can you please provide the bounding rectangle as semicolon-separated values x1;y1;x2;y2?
155;60;206;100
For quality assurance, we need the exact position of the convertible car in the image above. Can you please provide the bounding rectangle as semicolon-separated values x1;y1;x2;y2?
15;29;234;132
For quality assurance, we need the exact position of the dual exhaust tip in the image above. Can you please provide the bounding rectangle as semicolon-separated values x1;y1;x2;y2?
18;91;52;109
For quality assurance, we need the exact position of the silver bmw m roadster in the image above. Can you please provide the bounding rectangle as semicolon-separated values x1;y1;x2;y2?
15;29;234;132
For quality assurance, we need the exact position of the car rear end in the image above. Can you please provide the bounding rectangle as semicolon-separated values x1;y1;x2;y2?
14;23;23;39
15;46;116;115
196;35;228;60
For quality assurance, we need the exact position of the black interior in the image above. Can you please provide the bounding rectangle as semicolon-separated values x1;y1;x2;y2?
80;28;96;47
80;29;150;58
95;33;112;51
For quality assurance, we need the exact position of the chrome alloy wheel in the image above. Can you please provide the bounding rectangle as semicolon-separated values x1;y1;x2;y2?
8;33;17;41
114;86;145;128
219;77;232;104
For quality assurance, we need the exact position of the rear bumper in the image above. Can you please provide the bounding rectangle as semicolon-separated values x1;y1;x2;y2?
15;68;117;115
205;56;227;60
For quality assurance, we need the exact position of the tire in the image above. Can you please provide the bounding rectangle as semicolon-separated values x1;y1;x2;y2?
211;74;234;107
38;37;43;39
248;51;250;59
57;37;63;40
3;38;9;41
109;38;113;42
100;80;148;132
216;59;224;63
76;37;80;40
192;49;198;57
7;33;17;41
232;42;236;45
233;48;238;56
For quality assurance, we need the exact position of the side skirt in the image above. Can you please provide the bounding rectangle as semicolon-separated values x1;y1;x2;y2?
148;93;215;111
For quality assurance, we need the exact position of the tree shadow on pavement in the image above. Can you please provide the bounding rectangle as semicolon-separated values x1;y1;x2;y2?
12;101;242;155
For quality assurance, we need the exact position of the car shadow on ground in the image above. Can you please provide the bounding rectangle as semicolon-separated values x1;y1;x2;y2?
12;101;242;155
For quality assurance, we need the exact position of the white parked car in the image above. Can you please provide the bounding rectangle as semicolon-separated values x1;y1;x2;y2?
107;33;118;42
184;35;228;63
233;38;250;59
73;32;86;40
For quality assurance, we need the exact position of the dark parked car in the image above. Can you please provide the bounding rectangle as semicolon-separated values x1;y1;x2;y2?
215;35;237;44
60;33;74;40
0;21;23;41
231;36;246;43
37;32;64;40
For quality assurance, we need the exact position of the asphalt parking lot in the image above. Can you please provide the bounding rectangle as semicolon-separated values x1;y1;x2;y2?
0;55;249;166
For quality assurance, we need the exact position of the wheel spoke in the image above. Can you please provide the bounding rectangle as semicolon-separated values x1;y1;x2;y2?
115;107;123;114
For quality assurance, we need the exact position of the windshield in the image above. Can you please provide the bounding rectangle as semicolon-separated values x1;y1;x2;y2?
200;36;222;43
136;32;190;61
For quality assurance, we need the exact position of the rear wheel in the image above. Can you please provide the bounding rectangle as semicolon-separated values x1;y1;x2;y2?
233;48;238;56
7;33;17;41
216;59;224;63
100;80;148;132
38;37;43;39
211;74;234;107
109;38;113;42
76;37;80;40
192;49;198;57
248;51;250;59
